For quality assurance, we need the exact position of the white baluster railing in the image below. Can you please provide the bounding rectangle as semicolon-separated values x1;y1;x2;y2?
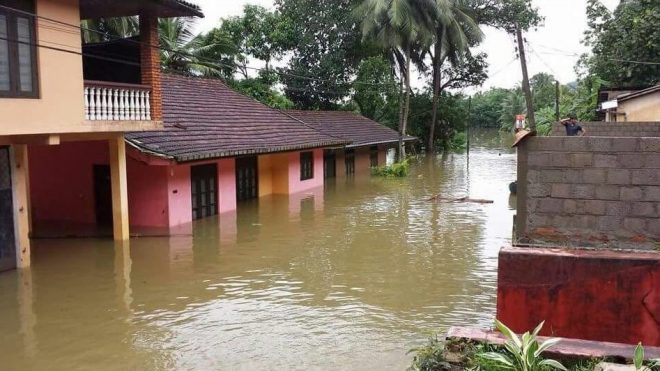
84;81;152;121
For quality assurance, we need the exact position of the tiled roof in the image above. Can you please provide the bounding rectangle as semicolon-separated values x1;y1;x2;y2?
126;75;349;163
284;110;416;148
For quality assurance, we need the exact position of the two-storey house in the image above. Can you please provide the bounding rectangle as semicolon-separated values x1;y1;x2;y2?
0;0;202;271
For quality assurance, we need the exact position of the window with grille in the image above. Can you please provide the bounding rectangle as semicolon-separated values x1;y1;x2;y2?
0;0;38;98
300;151;314;181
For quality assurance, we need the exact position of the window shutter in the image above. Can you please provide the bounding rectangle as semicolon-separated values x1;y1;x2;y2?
16;16;32;92
0;15;9;91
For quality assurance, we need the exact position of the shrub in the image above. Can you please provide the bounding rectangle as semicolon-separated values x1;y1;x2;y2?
371;159;410;177
477;320;567;371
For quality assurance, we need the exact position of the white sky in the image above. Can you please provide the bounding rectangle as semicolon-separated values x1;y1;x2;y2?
192;0;619;92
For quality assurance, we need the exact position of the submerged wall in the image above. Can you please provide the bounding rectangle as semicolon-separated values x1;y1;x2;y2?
29;140;108;225
516;136;660;250
497;246;659;346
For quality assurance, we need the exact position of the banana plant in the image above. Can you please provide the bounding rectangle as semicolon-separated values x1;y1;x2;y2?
479;320;567;371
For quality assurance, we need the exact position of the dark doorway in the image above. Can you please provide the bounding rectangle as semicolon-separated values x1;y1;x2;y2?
324;151;336;179
236;156;258;202
191;164;218;220
0;147;16;272
345;149;355;176
93;164;113;227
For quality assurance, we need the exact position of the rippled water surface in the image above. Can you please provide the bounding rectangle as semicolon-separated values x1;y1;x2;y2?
0;130;516;371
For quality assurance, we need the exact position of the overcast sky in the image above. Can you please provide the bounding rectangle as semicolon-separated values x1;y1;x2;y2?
192;0;619;92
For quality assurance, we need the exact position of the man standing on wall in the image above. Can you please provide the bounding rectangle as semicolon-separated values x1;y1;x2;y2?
560;113;587;136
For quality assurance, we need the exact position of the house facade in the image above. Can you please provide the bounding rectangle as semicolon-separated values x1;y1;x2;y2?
600;85;660;122
119;74;348;235
0;0;202;271
284;110;415;178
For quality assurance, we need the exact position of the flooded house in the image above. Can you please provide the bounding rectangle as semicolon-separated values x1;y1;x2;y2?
122;74;348;234
600;84;660;122
0;0;204;271
285;110;416;178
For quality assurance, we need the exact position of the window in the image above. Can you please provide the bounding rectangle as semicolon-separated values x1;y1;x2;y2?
0;0;38;98
370;145;379;167
300;151;314;180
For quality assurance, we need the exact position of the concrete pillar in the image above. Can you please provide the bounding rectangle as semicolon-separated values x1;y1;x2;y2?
109;135;129;241
12;145;31;268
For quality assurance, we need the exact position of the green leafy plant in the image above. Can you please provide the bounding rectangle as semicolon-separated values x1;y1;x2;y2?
371;159;410;177
633;343;660;371
478;320;567;371
634;343;645;370
407;334;452;371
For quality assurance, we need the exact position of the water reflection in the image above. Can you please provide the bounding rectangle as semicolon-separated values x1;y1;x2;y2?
0;130;516;370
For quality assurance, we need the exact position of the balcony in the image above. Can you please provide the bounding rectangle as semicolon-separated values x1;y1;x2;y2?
84;81;151;121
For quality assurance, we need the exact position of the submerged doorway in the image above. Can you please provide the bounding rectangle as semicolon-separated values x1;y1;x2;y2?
93;164;113;227
0;147;16;272
236;156;258;202
191;164;218;220
324;151;336;179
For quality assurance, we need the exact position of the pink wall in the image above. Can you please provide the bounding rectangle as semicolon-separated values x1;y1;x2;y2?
167;164;192;228
29;141;108;225
218;158;237;214
288;149;324;194
127;157;169;228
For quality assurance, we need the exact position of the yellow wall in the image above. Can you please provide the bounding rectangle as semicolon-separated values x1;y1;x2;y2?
619;91;660;122
258;153;290;196
0;0;86;136
258;155;273;197
271;153;289;194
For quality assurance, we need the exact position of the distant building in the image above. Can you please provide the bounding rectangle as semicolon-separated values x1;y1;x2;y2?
285;110;415;178
600;85;660;122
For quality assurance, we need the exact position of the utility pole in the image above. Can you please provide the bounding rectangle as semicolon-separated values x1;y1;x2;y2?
555;80;560;122
516;27;536;132
466;96;471;156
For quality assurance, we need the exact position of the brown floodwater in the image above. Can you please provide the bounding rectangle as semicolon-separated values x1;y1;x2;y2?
0;130;516;371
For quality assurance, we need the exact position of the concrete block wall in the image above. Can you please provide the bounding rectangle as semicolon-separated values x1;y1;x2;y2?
551;122;660;137
516;136;660;250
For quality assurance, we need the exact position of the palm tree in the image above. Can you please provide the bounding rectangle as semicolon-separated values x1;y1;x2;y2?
428;0;483;151
356;0;437;159
499;88;526;131
81;17;139;43
159;17;234;77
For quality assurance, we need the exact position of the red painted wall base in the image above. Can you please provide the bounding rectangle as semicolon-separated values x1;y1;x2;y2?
497;246;659;346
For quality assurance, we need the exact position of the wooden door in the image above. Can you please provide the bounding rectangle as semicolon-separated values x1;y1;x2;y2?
0;147;15;272
324;151;336;179
93;164;113;226
191;164;218;220
344;150;355;176
235;156;258;202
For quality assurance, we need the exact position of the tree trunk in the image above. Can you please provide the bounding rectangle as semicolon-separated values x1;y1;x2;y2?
397;58;406;162
429;42;442;152
400;47;413;159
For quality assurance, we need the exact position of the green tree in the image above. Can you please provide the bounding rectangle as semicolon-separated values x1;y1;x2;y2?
468;88;511;128
214;5;290;78
499;87;526;130
81;17;138;43
276;0;378;109
352;56;400;124
530;72;557;112
582;0;659;87
357;0;437;157
427;0;484;152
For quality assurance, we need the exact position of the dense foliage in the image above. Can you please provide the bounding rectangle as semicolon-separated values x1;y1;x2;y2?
581;0;660;88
